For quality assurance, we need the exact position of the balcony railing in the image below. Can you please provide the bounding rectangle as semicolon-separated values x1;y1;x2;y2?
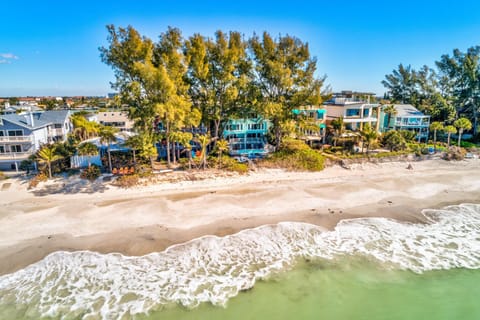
0;136;33;143
0;151;34;161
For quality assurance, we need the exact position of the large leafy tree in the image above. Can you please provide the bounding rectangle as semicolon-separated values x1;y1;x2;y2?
249;32;327;149
436;46;480;134
100;25;200;167
382;64;419;105
185;31;252;140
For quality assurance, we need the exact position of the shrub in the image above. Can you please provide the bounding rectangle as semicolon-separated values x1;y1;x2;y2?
382;131;407;151
28;173;48;189
443;147;466;161
264;139;325;171
80;165;101;181
114;174;140;188
0;172;7;180
210;156;249;174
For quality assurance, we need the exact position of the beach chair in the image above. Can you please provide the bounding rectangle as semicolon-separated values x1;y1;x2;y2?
112;168;118;175
118;167;125;175
129;167;135;174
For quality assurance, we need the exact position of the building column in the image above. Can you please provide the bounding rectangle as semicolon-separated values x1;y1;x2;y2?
375;106;381;132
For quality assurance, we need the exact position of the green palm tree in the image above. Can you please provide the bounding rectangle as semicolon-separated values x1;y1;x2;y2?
382;104;397;130
429;121;444;152
36;144;62;179
454;118;472;147
444;125;457;147
77;142;98;167
360;124;378;155
99;126;118;173
216;139;229;161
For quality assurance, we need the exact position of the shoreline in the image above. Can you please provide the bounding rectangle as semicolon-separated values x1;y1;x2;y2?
0;159;479;276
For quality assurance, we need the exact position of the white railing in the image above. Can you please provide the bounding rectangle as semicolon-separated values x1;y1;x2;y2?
0;136;33;143
0;152;34;160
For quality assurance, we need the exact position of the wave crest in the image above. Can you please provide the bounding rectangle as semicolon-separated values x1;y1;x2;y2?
1;203;479;319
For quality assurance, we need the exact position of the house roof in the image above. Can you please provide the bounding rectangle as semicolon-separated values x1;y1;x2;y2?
37;110;71;124
393;104;429;117
0;114;50;130
0;110;71;130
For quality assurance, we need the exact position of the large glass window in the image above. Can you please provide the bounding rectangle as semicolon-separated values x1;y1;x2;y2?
10;145;21;153
346;109;360;117
0;146;4;153
7;130;23;136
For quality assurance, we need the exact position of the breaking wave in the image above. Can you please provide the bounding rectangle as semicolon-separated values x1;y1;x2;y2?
0;203;479;319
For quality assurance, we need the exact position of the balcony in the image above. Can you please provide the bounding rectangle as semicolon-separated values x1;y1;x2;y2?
0;136;33;143
0;151;34;161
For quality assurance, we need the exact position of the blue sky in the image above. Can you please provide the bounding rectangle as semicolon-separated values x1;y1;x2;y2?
1;0;479;97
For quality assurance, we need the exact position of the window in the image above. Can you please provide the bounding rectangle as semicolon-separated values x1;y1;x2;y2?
54;124;62;129
0;146;4;153
7;130;23;136
0;131;4;136
10;145;21;153
363;109;370;117
346;109;360;117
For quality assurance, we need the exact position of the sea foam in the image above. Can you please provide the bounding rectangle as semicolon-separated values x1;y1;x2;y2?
0;203;479;319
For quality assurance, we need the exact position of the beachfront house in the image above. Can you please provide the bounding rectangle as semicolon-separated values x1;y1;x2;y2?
325;96;380;131
0;110;73;171
292;106;327;146
380;104;430;142
222;118;271;159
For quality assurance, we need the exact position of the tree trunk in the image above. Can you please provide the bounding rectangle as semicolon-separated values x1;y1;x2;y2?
172;140;177;165
132;149;136;165
166;121;171;166
433;130;437;152
214;120;221;143
47;162;52;179
107;147;112;173
447;133;451;147
150;156;154;169
458;129;463;146
187;149;192;170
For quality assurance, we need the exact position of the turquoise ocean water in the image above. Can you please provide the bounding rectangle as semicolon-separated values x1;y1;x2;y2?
0;204;479;319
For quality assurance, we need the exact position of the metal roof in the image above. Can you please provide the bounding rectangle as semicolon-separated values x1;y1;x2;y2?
393;104;429;117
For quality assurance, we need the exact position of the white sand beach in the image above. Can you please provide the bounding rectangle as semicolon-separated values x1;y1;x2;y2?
0;158;479;276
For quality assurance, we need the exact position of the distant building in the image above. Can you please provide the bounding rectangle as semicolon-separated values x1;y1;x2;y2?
223;117;271;158
97;111;134;132
380;104;430;142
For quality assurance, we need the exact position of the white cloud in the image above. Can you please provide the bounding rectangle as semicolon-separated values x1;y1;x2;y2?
0;53;19;60
0;59;10;64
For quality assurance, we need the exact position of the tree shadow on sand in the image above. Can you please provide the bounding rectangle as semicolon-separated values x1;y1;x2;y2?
31;178;109;196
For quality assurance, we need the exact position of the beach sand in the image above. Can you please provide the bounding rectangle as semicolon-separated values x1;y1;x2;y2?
0;158;479;276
